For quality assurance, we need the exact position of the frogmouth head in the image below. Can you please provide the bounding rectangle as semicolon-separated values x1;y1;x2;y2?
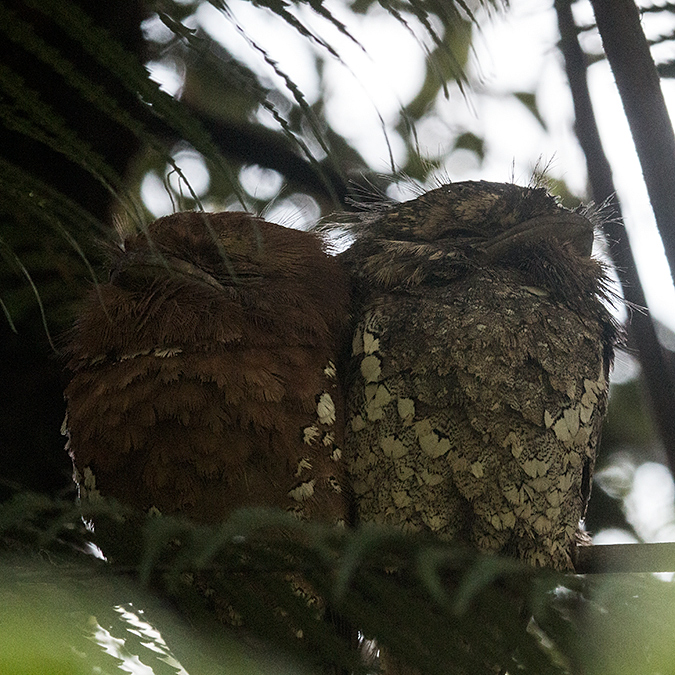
110;212;267;291
342;180;605;304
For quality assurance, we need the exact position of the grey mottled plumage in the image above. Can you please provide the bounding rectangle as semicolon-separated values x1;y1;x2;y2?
337;180;617;571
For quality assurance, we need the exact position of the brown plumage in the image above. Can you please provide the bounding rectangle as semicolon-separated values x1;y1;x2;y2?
64;211;350;530
336;180;618;572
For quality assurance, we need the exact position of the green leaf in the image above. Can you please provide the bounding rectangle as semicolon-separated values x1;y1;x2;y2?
514;91;548;130
454;131;486;159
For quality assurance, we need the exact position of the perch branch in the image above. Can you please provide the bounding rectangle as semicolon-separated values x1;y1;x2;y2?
577;542;675;574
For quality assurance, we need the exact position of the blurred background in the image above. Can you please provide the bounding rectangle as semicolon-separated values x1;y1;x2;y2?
3;0;675;671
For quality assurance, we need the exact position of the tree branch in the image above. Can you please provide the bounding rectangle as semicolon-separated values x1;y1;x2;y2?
187;111;352;207
577;542;675;573
555;0;675;471
589;0;675;283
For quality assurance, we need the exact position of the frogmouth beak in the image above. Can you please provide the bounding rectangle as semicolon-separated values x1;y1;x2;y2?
483;212;594;262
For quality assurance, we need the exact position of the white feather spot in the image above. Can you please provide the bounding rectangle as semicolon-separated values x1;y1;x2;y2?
361;354;382;383
350;415;366;432
520;285;549;297
503;431;522;458
288;480;316;502
324;361;337;379
582;384;598;405
381;436;408;459
119;349;151;361
295;458;312;477
415;420;451;458
317;393;336;425
328;476;342;493
420;470;444;485
553;417;573;443
303;426;320;445
365;384;392;421
563;407;580;438
81;467;102;501
522;458;551;478
363;331;380;355
397;397;415;421
544;410;555;429
392;490;411;508
153;347;182;358
533;515;552;534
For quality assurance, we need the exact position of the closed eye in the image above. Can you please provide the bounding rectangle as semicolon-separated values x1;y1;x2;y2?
447;228;483;238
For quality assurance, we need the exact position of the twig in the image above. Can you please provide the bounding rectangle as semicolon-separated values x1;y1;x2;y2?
577;542;675;574
589;0;675;286
554;0;675;472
